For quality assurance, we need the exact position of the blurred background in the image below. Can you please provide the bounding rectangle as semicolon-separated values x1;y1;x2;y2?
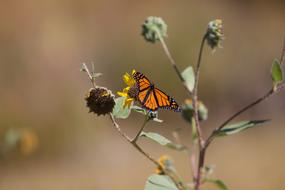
0;0;285;189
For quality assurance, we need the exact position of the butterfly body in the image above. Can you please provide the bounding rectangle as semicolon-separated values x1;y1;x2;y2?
133;71;181;112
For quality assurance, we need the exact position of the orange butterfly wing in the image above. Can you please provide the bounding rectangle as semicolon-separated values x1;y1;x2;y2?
142;90;159;111
132;71;152;105
133;72;181;112
153;88;180;112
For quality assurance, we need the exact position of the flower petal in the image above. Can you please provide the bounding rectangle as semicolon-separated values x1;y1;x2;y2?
123;98;134;108
123;73;131;84
123;72;136;87
117;91;127;97
122;86;129;93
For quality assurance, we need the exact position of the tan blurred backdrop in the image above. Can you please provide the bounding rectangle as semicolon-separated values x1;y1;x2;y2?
0;0;285;190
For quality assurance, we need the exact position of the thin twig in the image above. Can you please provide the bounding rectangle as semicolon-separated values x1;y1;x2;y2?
109;114;185;190
280;38;285;65
192;34;207;146
132;117;149;143
109;114;132;142
109;113;160;165
204;84;285;149
193;34;207;190
82;63;96;87
155;29;192;95
205;39;285;149
211;88;273;139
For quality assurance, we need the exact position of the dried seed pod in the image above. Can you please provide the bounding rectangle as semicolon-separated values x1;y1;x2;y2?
85;87;115;116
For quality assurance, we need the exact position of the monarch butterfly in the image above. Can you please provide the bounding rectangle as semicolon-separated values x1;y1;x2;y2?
132;71;181;112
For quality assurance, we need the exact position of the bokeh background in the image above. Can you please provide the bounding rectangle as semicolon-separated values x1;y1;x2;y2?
0;0;285;190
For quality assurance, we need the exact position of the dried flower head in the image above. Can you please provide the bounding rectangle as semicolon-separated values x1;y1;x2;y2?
85;87;115;115
182;99;208;123
206;19;224;49
117;70;138;108
141;16;167;43
155;155;175;174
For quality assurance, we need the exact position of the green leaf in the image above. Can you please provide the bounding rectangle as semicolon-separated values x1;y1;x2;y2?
131;105;147;115
181;66;195;92
191;117;198;143
145;174;178;190
198;101;208;121
216;120;270;137
4;128;21;147
140;132;186;151
131;106;163;122
112;97;131;119
207;179;228;190
202;165;215;177
271;59;283;85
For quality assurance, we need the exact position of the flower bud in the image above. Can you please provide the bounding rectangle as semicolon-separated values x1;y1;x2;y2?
206;19;224;49
141;16;167;43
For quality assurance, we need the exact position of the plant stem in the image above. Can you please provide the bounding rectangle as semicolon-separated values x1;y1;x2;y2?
155;29;192;95
109;114;155;163
194;40;285;189
192;34;207;146
156;29;207;190
204;84;285;149
154;31;285;190
109;114;132;142
192;83;285;190
195;86;283;190
280;37;285;65
82;63;96;87
193;34;207;190
109;114;185;190
132;117;149;143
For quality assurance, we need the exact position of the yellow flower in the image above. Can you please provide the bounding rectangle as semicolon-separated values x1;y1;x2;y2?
123;70;136;87
20;130;39;156
155;155;174;174
117;87;135;108
117;70;137;108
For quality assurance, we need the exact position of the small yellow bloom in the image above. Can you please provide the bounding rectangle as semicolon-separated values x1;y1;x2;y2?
123;71;136;87
117;70;137;108
20;130;39;156
155;155;174;174
117;87;130;97
124;98;134;108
